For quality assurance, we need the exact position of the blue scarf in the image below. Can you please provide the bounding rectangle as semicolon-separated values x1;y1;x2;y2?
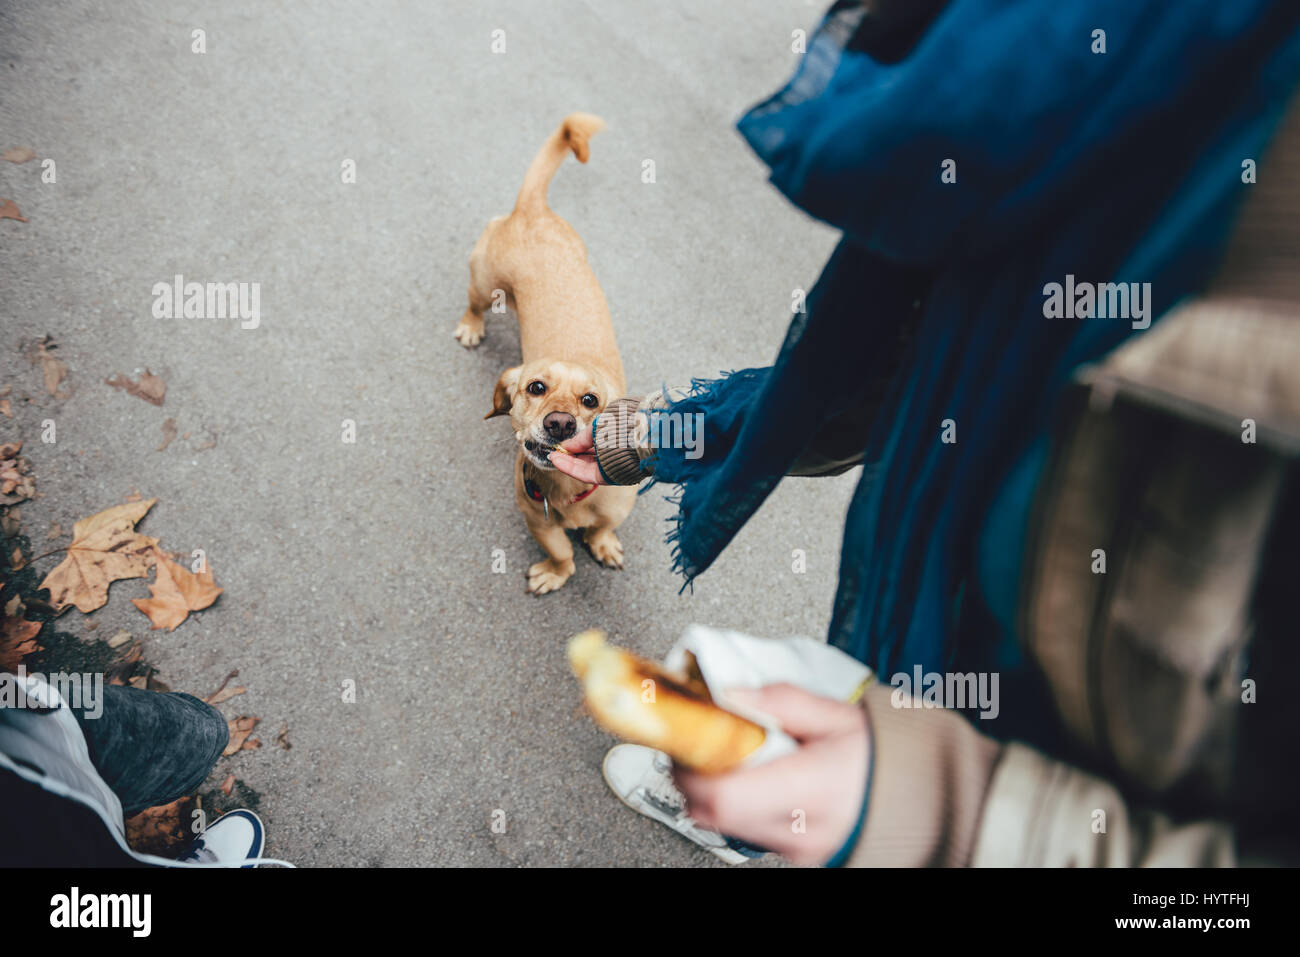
646;0;1300;676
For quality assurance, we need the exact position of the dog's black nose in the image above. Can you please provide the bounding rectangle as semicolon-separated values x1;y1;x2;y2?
543;411;577;441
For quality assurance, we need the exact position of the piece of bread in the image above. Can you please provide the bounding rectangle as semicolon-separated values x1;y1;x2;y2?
568;630;766;773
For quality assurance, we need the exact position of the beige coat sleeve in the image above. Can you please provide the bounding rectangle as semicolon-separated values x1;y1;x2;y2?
844;685;1235;867
969;743;1234;867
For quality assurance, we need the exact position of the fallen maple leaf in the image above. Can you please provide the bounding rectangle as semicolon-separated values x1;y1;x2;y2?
1;594;42;672
2;147;36;164
39;499;159;613
125;795;196;856
0;199;27;223
131;548;222;631
105;370;165;406
223;715;261;756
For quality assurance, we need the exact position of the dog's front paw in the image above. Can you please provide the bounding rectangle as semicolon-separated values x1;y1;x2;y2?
585;530;625;570
527;558;575;595
454;311;485;348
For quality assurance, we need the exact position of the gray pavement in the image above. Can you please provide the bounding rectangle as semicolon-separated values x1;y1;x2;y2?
0;0;854;866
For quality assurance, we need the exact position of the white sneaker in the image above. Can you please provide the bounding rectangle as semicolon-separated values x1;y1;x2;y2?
178;809;264;867
602;744;749;865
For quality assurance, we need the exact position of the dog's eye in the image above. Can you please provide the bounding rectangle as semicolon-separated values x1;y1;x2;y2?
527;380;547;396
582;393;599;409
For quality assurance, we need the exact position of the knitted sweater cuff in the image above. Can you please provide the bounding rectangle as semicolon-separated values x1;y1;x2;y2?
593;397;647;485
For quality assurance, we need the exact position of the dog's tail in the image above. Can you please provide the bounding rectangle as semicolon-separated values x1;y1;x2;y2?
513;112;605;214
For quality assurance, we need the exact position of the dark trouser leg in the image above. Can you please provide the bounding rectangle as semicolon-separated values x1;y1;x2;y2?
70;685;229;816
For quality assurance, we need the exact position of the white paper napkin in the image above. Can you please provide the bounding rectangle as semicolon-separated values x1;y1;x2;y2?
663;624;874;767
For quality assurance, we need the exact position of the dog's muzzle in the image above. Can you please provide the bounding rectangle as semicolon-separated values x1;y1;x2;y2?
522;436;557;469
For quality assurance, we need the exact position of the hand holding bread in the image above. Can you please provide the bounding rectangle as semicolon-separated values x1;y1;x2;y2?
567;630;766;773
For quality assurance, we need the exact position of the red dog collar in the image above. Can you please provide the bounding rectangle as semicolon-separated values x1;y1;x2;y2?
569;484;597;504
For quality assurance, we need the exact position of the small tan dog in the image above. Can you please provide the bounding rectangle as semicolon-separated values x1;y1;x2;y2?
456;113;636;595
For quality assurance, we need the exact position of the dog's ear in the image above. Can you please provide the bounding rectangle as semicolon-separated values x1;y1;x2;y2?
485;366;522;420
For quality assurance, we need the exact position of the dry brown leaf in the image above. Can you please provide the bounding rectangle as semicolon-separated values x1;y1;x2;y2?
208;684;246;705
223;715;261;756
220;773;235;796
32;336;68;397
0;199;27;223
107;629;132;648
106;643;143;686
105;370;165;406
205;668;244;704
131;548;222;631
125;795;195;856
0;399;10;417
45;522;62;540
156;417;178;452
275;723;292;751
0;508;19;537
2;147;36;164
38;498;159;613
0;442;36;506
1;595;42;672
